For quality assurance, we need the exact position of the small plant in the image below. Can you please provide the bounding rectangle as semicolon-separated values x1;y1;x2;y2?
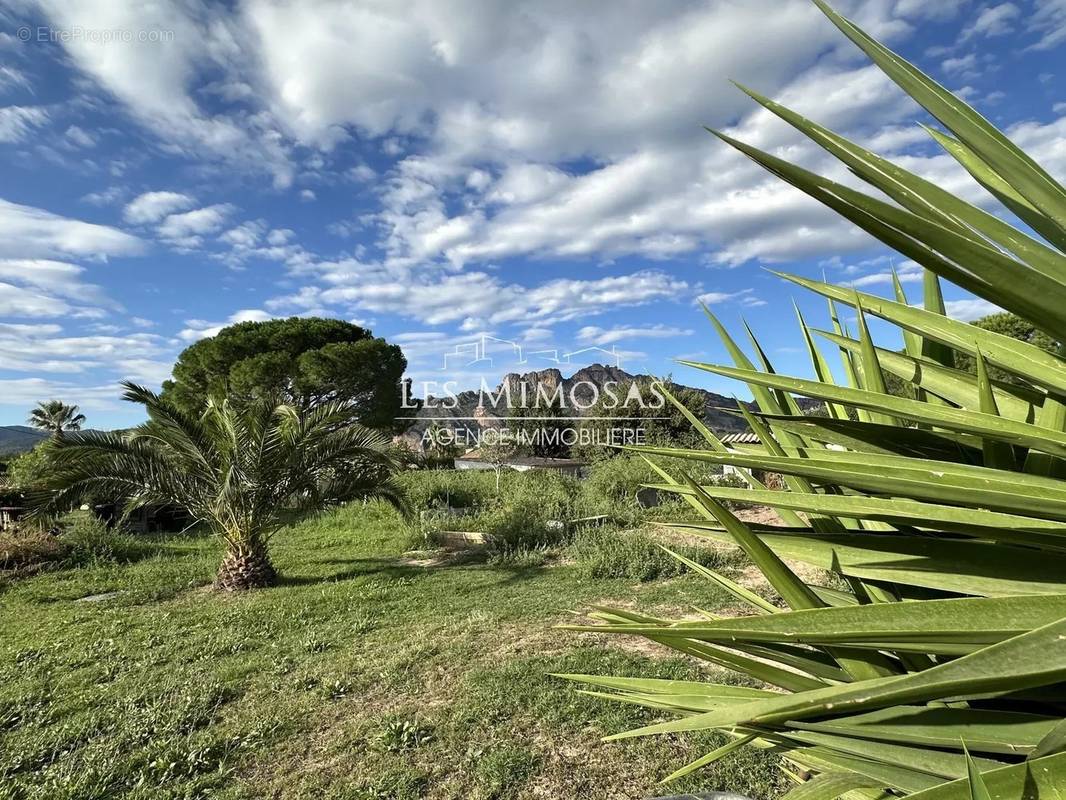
373;717;434;753
569;528;729;582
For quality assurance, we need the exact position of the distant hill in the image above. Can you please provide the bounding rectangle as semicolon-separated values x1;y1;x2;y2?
0;426;48;457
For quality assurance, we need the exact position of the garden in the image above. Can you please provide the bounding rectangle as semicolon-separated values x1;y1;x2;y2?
3;1;1066;798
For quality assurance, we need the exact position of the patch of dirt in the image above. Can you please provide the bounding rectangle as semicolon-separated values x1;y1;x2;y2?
734;505;786;526
396;549;481;568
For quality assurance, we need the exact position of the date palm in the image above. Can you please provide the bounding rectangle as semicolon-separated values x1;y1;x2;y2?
32;382;405;590
28;400;86;438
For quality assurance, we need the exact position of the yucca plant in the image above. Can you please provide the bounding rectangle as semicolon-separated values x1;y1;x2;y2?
559;2;1066;797
31;382;404;590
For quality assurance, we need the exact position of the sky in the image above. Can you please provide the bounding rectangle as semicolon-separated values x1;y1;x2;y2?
0;0;1063;429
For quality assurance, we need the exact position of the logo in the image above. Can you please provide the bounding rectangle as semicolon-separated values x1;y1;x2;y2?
399;335;671;455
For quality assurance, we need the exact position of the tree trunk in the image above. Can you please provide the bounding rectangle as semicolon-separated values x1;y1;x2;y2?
215;539;276;591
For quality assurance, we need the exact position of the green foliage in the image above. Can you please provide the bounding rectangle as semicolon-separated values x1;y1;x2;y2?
374;717;434;753
562;1;1066;794
509;391;571;458
574;378;706;460
954;311;1059;383
161;316;412;431
58;511;150;567
569;527;733;582
5;444;51;492
27;400;85;436
31;383;403;590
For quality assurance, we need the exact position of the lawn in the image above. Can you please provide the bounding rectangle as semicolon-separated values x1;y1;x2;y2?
0;502;788;800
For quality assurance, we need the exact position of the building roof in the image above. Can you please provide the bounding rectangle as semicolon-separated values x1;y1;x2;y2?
719;431;761;446
457;449;587;468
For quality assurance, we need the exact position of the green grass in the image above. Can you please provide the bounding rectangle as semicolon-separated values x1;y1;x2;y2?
0;502;787;800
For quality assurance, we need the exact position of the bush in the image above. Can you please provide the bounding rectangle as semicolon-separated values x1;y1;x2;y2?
569;527;728;582
59;511;149;566
396;469;499;512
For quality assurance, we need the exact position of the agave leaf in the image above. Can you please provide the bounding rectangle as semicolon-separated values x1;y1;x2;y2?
660;732;759;784
900;753;1066;800
659;545;779;614
777;273;1066;396
963;747;993;800
640;451;807;529
781;731;1007;781
798;749;942;793
634;444;1066;521
921;271;957;370
667;524;1066;597
708;128;1066;341
649;484;1066;548
781;772;885;800
811;0;1066;242
1030;717;1066;760
741;412;984;463
565;595;1066;651
794;706;1060;757
892;269;922;365
926;128;1066;252
604;616;1066;741
734;404;847;531
815;330;1041;421
1023;393;1066;478
855;299;900;427
675;476;896;681
733;81;1066;286
677;474;823;612
975;350;1017;471
550;674;777;699
680;361;1066;460
795;302;850;420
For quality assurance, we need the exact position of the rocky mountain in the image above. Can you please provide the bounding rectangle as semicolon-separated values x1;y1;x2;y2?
400;363;757;446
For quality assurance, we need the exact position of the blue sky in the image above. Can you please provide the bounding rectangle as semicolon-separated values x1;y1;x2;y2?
0;0;1063;428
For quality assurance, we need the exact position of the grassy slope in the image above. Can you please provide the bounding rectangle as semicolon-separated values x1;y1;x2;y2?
0;503;787;800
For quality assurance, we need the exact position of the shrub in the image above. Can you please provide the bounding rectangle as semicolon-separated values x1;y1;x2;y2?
561;2;1066;795
569;527;729;582
58;511;149;567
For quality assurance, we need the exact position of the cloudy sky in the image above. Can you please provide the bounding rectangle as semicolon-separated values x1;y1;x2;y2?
0;0;1063;427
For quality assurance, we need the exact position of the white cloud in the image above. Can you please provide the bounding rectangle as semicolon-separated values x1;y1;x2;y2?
0;66;31;93
81;187;126;206
28;0;297;186
944;297;1002;321
219;220;266;249
961;2;1019;40
124;191;197;224
0;105;49;143
64;125;96;148
0;377;131;412
576;324;692;346
157;203;235;247
270;261;690;327
0;198;144;260
0;259;113;307
0;282;72;318
299;189;316;202
1029;0;1066;50
178;308;274;342
696;288;766;307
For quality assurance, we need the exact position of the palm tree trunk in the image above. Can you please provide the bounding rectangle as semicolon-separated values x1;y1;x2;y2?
215;537;276;590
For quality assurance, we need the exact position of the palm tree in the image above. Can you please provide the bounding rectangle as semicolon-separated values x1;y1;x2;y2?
28;400;86;437
32;382;405;590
